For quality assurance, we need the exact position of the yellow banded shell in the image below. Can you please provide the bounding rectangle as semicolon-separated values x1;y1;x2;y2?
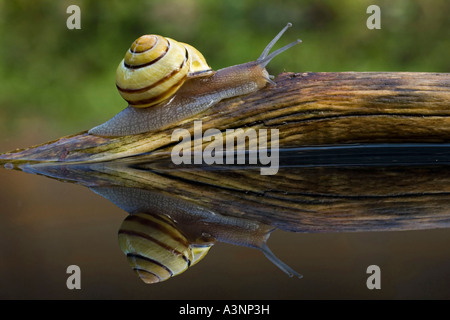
116;34;213;108
118;212;212;284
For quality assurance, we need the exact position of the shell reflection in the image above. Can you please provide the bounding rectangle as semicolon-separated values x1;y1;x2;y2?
118;212;213;284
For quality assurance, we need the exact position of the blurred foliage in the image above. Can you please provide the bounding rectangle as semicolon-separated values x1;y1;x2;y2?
0;0;449;133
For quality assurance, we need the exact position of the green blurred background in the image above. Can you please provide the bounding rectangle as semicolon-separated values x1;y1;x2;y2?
0;0;448;135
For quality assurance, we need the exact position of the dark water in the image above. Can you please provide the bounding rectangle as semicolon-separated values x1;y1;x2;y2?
1;133;450;299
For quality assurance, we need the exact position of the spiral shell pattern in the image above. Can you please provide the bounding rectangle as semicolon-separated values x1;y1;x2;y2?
118;212;212;284
116;35;213;108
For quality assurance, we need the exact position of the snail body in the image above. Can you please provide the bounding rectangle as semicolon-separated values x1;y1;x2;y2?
88;23;301;137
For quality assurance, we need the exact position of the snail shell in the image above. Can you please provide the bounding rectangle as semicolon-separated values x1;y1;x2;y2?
116;34;214;109
118;212;213;284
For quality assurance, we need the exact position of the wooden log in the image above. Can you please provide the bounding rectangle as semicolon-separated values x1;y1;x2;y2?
0;72;449;164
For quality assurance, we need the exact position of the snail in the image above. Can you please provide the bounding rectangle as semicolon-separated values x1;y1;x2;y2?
88;23;301;137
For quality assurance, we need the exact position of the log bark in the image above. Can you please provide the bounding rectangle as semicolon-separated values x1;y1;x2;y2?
0;72;449;164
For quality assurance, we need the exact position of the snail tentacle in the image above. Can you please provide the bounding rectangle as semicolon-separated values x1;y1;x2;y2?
258;22;292;61
260;243;303;279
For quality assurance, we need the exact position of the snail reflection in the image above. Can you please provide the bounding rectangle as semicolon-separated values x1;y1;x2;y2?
93;186;301;284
